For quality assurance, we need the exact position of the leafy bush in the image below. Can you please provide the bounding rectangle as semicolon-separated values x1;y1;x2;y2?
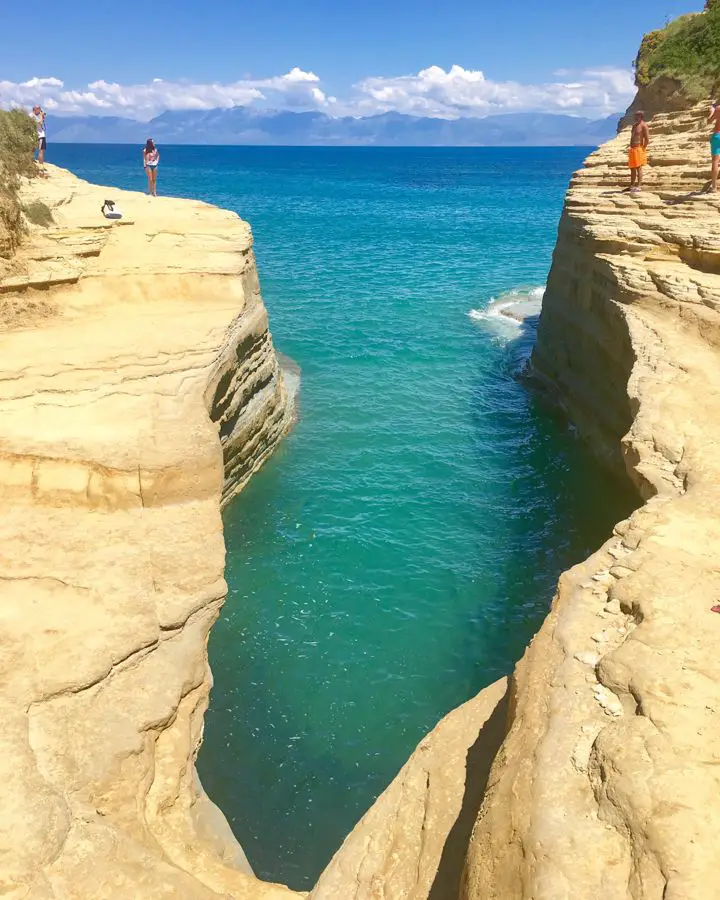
0;108;38;257
23;200;54;227
634;5;720;97
0;108;37;182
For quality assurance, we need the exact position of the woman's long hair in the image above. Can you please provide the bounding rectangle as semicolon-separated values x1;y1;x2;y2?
145;138;156;153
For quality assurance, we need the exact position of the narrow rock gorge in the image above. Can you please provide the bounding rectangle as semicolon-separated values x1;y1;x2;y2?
4;42;720;899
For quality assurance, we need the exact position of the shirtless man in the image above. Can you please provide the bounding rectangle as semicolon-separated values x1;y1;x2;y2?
707;101;720;191
628;110;650;193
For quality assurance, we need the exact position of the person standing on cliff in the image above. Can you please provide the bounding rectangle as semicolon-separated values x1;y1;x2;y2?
707;102;720;191
142;138;160;197
32;105;47;169
628;111;649;193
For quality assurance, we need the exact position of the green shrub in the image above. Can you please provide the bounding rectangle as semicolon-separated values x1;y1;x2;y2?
22;200;54;227
635;29;668;87
0;109;39;258
0;108;38;182
634;6;720;96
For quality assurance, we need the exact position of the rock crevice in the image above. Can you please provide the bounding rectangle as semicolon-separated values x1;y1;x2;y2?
5;99;720;900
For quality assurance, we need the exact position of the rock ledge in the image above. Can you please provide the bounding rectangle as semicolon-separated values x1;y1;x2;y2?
0;167;299;899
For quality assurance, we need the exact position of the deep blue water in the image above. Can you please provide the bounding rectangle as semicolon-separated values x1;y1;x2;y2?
52;144;636;890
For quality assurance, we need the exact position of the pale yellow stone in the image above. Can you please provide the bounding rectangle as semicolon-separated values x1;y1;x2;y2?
9;96;720;900
462;102;720;899
310;678;508;900
0;166;298;899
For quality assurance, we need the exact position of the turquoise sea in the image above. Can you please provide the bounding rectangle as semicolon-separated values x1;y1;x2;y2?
52;145;635;890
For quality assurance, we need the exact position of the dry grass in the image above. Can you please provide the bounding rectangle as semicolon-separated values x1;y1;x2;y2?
0;108;39;259
22;200;54;227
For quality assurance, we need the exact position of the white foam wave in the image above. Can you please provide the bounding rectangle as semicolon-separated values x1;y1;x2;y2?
468;286;545;333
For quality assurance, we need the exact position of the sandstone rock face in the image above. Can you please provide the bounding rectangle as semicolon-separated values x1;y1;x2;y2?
462;104;720;898
310;678;508;900
0;167;298;899
7;103;720;900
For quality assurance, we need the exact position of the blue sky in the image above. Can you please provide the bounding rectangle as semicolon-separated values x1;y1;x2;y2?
0;0;702;119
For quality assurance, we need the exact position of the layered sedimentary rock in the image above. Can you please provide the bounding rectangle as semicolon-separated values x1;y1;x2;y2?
462;103;720;898
6;97;720;900
310;678;508;900
311;100;720;900
0;168;297;899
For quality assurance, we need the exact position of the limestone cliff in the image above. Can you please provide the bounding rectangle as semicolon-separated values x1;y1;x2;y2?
462;103;720;898
310;679;508;900
0;167;298;899
6;89;720;900
307;94;720;900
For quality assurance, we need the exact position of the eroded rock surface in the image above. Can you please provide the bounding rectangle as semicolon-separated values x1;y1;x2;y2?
311;678;508;900
0;167;298;899
7;102;720;900
462;103;720;899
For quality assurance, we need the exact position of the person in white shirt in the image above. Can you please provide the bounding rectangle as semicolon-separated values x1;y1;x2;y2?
32;105;46;165
142;138;160;197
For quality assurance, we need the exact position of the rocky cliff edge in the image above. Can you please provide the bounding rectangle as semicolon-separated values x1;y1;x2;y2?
7;99;720;900
0;167;298;899
462;101;720;899
309;104;720;900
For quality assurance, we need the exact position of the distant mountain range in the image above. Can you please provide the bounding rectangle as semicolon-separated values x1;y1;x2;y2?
47;109;621;147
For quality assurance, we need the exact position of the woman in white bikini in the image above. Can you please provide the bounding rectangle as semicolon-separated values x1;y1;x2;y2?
143;138;160;196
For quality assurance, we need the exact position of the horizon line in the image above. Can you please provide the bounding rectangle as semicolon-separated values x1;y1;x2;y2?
49;141;607;148
42;109;623;123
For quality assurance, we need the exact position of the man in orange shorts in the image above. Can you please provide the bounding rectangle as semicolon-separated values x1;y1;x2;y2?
628;110;650;193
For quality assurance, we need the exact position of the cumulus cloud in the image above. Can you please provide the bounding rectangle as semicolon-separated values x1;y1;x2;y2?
352;65;635;119
0;65;634;121
0;68;330;120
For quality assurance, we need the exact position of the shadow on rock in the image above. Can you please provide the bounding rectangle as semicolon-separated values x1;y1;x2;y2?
427;685;510;900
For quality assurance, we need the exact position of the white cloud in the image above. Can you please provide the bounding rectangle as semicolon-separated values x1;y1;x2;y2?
0;65;634;121
0;68;329;120
352;65;635;119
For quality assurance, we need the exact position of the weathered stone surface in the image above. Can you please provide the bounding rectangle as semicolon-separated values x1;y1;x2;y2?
0;167;298;898
462;104;720;898
9;102;720;900
310;678;508;900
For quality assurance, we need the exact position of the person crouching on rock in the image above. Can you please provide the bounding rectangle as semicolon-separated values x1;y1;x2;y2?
628;110;649;194
707;101;720;192
143;138;160;197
